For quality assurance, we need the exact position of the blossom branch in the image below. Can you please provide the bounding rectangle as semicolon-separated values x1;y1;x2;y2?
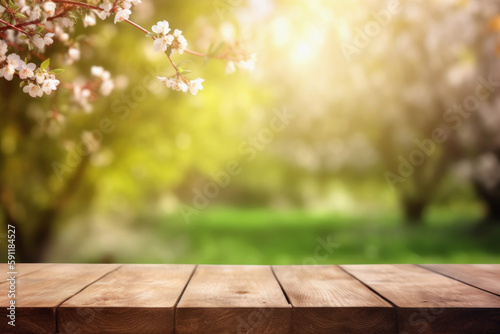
0;18;30;36
51;0;101;11
123;19;149;34
0;10;68;31
0;0;253;102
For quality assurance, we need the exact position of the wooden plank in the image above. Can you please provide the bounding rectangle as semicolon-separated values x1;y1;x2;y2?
272;265;396;333
0;263;119;333
421;264;500;296
0;263;55;284
58;264;196;334
176;265;291;334
341;264;500;334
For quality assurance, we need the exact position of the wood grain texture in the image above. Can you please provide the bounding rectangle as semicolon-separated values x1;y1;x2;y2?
0;263;55;284
0;263;119;333
272;265;396;333
421;264;500;296
342;264;500;334
59;264;196;334
2;264;500;333
176;265;291;334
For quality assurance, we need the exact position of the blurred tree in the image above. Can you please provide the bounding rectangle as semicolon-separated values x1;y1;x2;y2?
0;0;257;261
366;1;499;223
460;11;500;225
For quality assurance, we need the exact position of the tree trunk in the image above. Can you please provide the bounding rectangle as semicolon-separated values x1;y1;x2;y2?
401;197;427;225
473;179;500;224
31;209;59;262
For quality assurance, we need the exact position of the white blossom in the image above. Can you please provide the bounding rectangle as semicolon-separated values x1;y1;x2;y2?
0;40;8;62
152;21;171;35
94;8;110;21
41;78;60;95
44;33;55;46
23;82;43;98
229;54;257;73
35;71;46;84
158;76;188;93
73;85;92;112
58;17;74;28
91;66;114;96
0;53;23;81
99;0;113;12
43;2;56;16
91;66;104;77
31;35;45;49
67;47;80;64
114;8;131;24
0;0;208;102
32;33;55;49
83;13;97;27
100;79;114;96
188;78;204;95
153;35;174;52
54;26;69;42
26;5;42;22
171;29;187;54
18;62;36;80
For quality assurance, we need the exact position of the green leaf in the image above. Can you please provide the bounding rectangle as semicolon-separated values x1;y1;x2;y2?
40;58;50;70
176;60;192;68
34;25;45;34
51;69;65;74
181;70;192;75
19;81;26;88
15;12;27;19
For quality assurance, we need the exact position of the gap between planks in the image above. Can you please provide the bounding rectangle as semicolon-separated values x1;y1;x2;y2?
270;265;292;306
417;264;500;297
173;264;198;334
54;265;123;333
337;264;412;334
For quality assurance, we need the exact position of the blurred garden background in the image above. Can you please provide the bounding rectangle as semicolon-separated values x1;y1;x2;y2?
1;0;500;264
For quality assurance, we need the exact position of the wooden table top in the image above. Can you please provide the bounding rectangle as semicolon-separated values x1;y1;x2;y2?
1;264;499;333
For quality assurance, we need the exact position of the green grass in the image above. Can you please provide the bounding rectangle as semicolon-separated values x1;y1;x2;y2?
52;205;500;264
108;205;499;264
